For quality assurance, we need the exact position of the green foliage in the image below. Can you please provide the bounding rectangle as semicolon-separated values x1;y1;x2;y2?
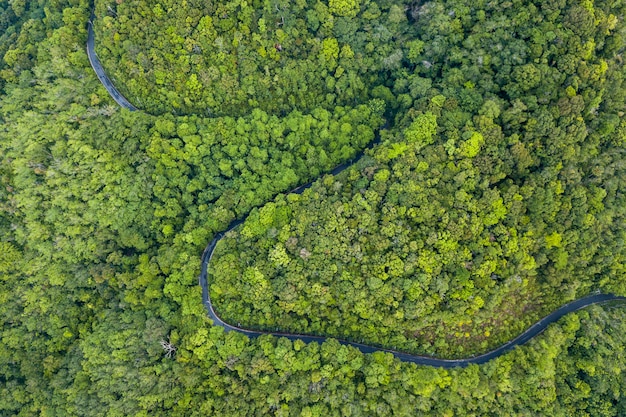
211;0;626;359
92;0;416;116
403;112;438;148
329;0;361;18
0;0;49;93
2;0;626;415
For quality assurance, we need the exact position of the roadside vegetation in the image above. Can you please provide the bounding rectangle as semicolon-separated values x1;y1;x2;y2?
1;0;625;415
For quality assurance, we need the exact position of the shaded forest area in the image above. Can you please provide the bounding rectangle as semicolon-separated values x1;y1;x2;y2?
0;0;626;415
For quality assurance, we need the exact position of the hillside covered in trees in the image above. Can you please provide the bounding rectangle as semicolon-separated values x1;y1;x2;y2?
1;0;626;415
210;0;626;357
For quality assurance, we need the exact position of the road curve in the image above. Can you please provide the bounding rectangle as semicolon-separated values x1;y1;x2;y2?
87;14;137;111
86;12;626;368
200;225;626;368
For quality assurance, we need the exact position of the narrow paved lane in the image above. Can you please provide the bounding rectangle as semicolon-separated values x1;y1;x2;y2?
87;17;137;111
86;12;626;368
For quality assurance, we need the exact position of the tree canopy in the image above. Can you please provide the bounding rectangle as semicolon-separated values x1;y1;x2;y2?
93;0;419;116
210;0;626;357
1;0;626;415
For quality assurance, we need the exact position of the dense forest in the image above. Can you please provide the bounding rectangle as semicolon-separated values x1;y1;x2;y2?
210;0;626;357
0;0;625;415
93;0;421;116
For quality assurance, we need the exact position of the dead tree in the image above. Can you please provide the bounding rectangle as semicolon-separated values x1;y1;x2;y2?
160;338;177;358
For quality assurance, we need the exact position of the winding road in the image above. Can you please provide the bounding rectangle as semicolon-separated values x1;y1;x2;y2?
86;16;137;111
87;16;626;368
